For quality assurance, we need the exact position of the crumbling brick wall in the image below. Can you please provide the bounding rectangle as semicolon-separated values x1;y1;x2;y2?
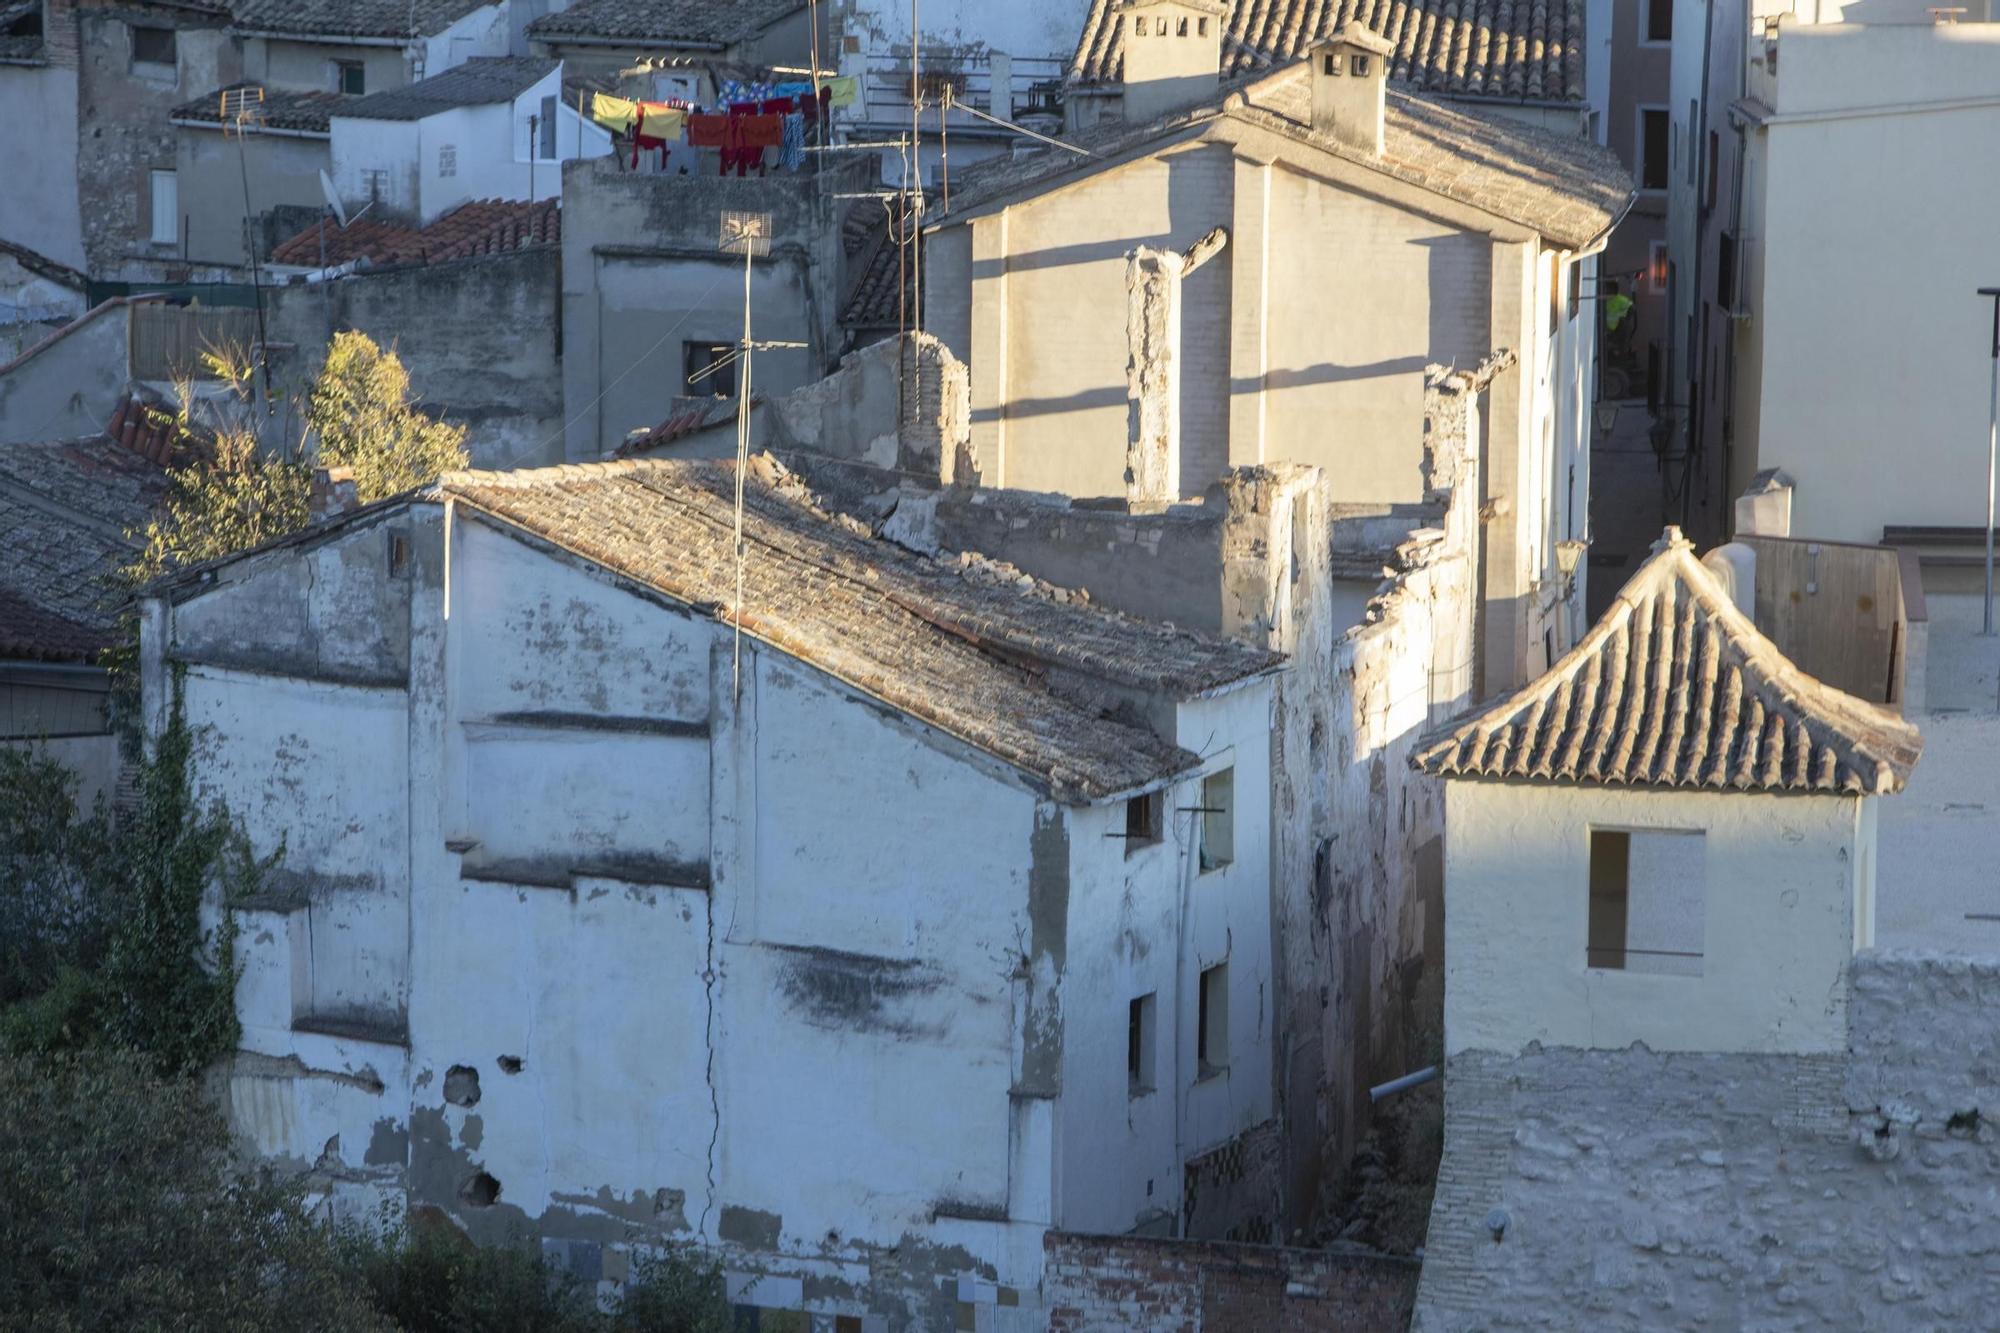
1045;1230;1419;1332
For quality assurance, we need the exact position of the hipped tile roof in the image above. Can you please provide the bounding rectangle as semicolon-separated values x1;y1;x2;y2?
337;56;554;120
938;61;1630;250
438;456;1280;801
1070;0;1587;104
1413;530;1923;795
231;0;496;39
0;431;172;663
270;197;560;267
526;0;806;46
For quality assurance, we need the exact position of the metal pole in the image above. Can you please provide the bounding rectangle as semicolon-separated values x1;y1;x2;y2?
1982;287;2000;636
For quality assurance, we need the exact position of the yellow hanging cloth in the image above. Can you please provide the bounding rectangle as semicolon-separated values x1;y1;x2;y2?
591;92;640;134
826;75;859;109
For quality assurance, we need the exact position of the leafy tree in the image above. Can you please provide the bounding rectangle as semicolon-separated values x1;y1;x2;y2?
128;333;467;582
306;330;469;502
0;1050;390;1333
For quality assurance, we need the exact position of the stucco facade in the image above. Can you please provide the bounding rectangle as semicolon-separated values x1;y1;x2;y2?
1723;21;2000;544
1441;780;1872;1056
924;60;1625;694
140;464;1281;1329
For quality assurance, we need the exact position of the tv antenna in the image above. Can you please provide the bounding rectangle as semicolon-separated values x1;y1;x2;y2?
221;86;275;402
715;210;803;697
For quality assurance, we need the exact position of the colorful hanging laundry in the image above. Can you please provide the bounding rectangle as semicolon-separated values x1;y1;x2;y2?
780;110;804;171
591;92;639;133
719;78;775;107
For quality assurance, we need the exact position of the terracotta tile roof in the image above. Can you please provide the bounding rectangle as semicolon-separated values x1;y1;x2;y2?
527;0;806;45
338;56;555;120
1413;530;1923;795
0;431;172;663
1070;0;1587;104
172;83;354;134
231;0;496;39
269;197;560;267
439;456;1281;801
839;196;918;333
939;62;1631;251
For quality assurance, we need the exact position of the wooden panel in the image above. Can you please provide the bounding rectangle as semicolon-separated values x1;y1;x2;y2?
1744;537;1902;704
0;682;110;739
128;304;259;382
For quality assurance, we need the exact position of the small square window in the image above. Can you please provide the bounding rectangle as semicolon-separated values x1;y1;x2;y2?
1324;52;1340;75
1198;16;1208;35
1588;829;1705;976
131;26;175;68
1134;15;1147;34
1177;17;1189;35
1197;964;1228;1077
1124;790;1162;853
387;528;411;577
1198;768;1233;872
684;341;736;397
335;60;365;96
1351;53;1371;77
1128;993;1156;1094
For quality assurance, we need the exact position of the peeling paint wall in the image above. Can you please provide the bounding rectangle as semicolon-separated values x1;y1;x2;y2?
153;495;1279;1330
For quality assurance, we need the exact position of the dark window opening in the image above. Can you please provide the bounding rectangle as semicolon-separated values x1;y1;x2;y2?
1124;790;1162;852
1704;129;1719;211
1128;993;1156;1094
1177;16;1189;35
1350;53;1371;76
1717;231;1737;309
1324;52;1339;75
1646;0;1673;42
1197;963;1228;1077
336;60;365;96
131;26;175;66
684;341;736;397
1198;16;1209;35
4;4;40;37
1640;108;1669;190
538;94;557;159
1134;15;1147;35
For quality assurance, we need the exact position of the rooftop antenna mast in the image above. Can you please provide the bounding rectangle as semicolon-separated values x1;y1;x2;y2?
717;210;803;696
221;86;276;406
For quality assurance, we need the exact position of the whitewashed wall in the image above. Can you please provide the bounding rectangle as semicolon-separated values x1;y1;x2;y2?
1442;780;1868;1056
152;500;1273;1328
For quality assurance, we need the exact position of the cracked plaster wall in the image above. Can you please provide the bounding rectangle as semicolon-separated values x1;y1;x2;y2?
156;497;1277;1330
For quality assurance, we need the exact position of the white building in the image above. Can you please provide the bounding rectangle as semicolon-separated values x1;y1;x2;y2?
925;16;1634;693
138;455;1283;1330
332;56;608;224
1416;527;1921;1058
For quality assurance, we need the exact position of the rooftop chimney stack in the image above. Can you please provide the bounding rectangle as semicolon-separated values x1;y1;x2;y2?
310;466;359;522
1118;0;1227;124
1309;23;1395;156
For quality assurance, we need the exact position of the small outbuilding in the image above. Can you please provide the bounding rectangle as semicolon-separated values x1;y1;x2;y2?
1414;527;1922;1058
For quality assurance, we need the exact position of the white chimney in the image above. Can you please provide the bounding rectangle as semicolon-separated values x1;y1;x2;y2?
1309;22;1395;156
1119;0;1226;123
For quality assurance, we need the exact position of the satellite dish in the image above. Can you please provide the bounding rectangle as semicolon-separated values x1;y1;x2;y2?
318;168;349;228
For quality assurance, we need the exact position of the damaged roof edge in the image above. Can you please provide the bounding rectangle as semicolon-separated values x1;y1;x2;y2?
446;499;1217;807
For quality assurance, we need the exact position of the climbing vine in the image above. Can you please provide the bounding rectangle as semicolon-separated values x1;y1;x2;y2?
0;674;256;1075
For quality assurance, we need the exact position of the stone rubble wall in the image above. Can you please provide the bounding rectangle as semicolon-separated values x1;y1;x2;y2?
1416;951;2000;1330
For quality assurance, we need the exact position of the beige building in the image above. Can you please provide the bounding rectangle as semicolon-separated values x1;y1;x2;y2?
1714;20;2000;549
925;13;1633;692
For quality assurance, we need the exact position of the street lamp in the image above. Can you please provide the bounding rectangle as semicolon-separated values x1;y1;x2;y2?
1980;287;2000;635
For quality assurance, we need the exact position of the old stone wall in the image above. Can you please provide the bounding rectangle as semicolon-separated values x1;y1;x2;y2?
1045;1230;1420;1333
264;248;563;468
1416;951;2000;1330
